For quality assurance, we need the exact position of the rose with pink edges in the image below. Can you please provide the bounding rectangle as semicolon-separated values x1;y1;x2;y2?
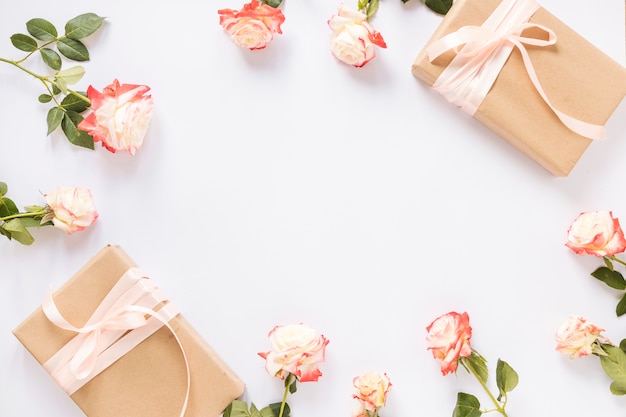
218;0;285;50
566;211;626;257
78;79;154;156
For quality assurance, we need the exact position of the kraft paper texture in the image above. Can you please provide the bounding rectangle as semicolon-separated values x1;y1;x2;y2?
13;244;245;417
412;0;626;176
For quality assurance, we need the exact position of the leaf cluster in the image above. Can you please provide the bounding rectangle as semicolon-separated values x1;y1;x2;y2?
223;400;291;417
0;182;50;246
591;257;626;317
598;342;626;395
8;13;105;149
454;353;518;417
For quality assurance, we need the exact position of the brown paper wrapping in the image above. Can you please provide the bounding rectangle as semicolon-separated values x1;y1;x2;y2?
412;0;626;176
12;245;245;417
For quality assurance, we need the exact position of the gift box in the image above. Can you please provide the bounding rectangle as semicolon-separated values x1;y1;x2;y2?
412;0;626;176
12;244;244;417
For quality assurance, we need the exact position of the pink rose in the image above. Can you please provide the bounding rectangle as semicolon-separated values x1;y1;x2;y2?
555;316;609;359
352;371;392;412
44;187;98;234
78;79;154;156
258;323;329;382
327;3;387;67
565;211;626;257
218;0;285;50
426;311;472;375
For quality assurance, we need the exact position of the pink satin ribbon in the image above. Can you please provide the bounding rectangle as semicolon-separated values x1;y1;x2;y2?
426;0;605;140
42;268;190;417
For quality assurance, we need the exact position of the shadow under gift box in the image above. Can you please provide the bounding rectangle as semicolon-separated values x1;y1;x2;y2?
12;245;244;417
412;0;626;176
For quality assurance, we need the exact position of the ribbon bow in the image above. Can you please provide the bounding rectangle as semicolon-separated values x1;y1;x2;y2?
42;268;190;417
426;0;604;140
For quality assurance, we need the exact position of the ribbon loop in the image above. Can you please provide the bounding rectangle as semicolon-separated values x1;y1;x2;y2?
425;0;605;140
42;267;191;417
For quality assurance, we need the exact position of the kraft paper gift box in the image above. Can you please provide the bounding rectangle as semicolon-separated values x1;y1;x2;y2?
13;244;244;417
412;0;626;176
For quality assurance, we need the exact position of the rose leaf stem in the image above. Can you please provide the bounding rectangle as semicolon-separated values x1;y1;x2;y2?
0;56;90;104
0;210;47;222
609;255;626;268
278;373;293;417
464;359;508;417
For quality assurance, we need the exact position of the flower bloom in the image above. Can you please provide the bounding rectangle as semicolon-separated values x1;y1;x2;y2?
258;323;329;382
218;0;285;50
78;79;154;156
44;187;98;234
327;3;387;67
565;211;626;257
352;371;392;413
555;316;609;359
426;311;472;375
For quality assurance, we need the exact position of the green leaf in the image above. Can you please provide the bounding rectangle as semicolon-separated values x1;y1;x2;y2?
57;37;89;61
366;0;380;20
0;197;19;217
60;92;90;113
38;94;52;103
52;84;61;95
287;377;297;394
423;0;453;15
261;0;283;7
616;293;626;317
26;18;58;41
10;33;38;52
64;13;105;40
55;65;85;86
40;47;62;70
464;351;489;384
19;217;44;228
61;111;94;149
496;359;519;400
599;344;626;395
591;267;626;290
260;403;290;417
453;392;482;417
620;339;626;353
604;256;615;270
0;182;7;197
47;107;65;135
4;219;35;245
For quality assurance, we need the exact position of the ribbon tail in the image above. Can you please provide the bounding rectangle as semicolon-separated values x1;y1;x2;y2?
514;39;605;140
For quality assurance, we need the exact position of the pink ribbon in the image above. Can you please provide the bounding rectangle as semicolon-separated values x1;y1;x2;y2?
426;0;605;140
42;268;190;417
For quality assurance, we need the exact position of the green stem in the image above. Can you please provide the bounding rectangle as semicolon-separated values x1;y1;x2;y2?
0;56;90;104
0;210;47;222
464;359;508;417
609;255;626;267
278;374;293;417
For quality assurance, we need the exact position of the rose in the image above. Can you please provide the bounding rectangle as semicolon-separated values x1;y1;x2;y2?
77;79;154;156
258;323;329;382
565;211;626;257
352;371;392;414
327;3;387;67
218;0;285;50
43;186;98;234
426;311;472;375
555;316;609;359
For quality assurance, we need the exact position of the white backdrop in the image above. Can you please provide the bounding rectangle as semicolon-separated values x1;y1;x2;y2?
1;0;625;416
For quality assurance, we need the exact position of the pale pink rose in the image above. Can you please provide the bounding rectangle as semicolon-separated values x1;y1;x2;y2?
565;211;626;257
258;323;329;382
327;3;387;67
352;371;392;412
426;311;472;375
555;316;609;359
44;187;98;234
218;0;285;50
78;79;154;156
